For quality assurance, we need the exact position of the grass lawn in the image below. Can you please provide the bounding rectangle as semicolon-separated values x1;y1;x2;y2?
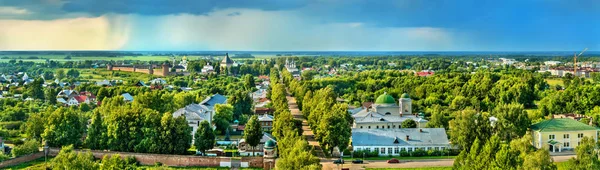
4;157;50;170
5;157;262;170
367;167;452;170
344;156;456;161
545;78;564;87
366;161;570;170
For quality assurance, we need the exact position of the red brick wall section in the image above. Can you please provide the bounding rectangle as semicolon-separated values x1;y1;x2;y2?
242;157;264;167
45;148;265;168
0;152;45;168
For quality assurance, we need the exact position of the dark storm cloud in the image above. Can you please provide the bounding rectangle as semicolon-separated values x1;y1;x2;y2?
60;0;310;16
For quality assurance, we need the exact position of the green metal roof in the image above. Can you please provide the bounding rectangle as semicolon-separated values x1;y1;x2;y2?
265;140;276;148
401;93;410;99
375;93;396;104
530;118;599;132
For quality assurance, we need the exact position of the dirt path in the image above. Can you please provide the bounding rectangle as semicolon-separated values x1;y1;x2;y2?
286;91;326;158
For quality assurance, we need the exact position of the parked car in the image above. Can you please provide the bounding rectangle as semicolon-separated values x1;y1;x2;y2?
352;159;364;164
333;159;344;164
387;158;400;163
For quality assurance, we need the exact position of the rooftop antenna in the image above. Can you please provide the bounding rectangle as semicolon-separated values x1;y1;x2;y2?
574;48;588;75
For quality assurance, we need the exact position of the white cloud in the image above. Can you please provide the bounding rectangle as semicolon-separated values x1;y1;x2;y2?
120;8;462;51
0;6;30;15
0;16;130;50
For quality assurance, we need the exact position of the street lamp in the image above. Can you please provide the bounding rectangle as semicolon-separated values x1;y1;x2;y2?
43;141;49;168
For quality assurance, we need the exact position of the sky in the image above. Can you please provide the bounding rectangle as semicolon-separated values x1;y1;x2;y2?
0;0;598;51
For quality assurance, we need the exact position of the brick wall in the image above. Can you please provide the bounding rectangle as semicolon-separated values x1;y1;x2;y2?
45;148;264;168
0;152;45;168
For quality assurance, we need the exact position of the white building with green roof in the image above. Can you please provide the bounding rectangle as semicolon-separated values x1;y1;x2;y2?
352;92;427;129
530;118;599;152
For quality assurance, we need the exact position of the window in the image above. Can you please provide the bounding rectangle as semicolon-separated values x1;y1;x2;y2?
394;148;399;154
564;142;570;147
368;126;371;129
578;142;581;146
427;147;432;151
385;112;391;115
564;134;570;139
392;125;396;128
387;148;392;154
401;148;406;152
374;148;379;153
360;126;363;129
356;148;362;151
441;147;445;150
387;125;390;129
549;134;555;140
578;133;584;138
380;148;385;154
434;147;440;151
407;148;413;152
366;148;371;152
376;126;379;129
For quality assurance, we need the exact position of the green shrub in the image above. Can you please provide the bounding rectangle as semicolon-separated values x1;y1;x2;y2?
0;121;22;130
12;140;40;157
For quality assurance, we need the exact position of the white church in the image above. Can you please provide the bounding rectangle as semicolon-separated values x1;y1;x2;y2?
352;92;428;129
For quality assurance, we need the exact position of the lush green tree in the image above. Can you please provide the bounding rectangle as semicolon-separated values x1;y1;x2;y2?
12;140;40;157
194;121;215;156
213;104;234;134
55;69;66;80
66;69;80;78
45;88;57;104
172;116;193;154
493;103;531;141
100;154;125;170
449;109;492;151
276;130;321;170
522;149;557;170
272;110;296;139
25;78;45;99
173;92;195;109
316;104;351;155
243;74;255;90
568;136;600;169
97;87;109;102
42;108;84;147
51;145;98;170
401;119;418;128
243;115;263;156
228;90;253;121
24;113;45;141
85;111;105;150
426;105;448;128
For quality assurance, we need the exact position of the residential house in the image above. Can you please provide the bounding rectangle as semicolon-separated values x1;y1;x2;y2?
352;128;450;156
57;90;78;99
122;93;134;102
258;114;274;131
173;94;227;142
150;78;167;85
530;118;599;152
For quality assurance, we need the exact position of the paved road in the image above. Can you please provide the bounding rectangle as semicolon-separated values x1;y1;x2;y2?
320;155;576;170
286;91;326;157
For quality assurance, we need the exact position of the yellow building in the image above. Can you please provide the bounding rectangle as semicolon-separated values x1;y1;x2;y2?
530;118;599;152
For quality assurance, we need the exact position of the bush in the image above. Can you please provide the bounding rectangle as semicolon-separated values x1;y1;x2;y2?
0;153;10;161
412;149;427;157
12;140;40;157
0;121;22;130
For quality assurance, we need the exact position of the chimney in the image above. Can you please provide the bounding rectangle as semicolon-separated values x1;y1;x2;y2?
406;135;410;141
